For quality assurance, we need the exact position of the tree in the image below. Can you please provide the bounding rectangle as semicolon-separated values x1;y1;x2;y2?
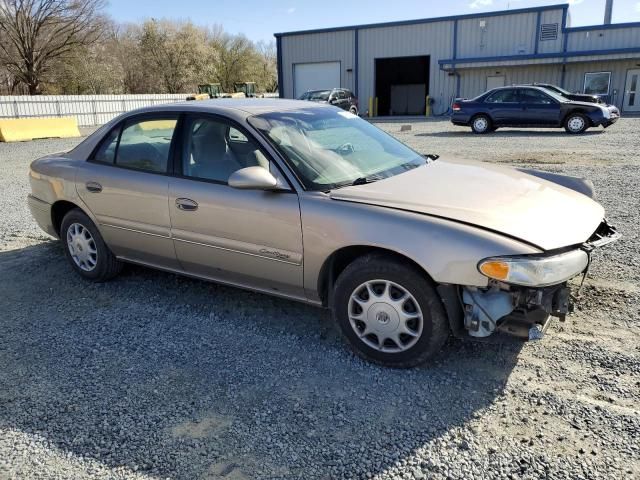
0;0;106;94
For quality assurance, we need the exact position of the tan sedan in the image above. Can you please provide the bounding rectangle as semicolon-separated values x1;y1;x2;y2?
28;100;619;367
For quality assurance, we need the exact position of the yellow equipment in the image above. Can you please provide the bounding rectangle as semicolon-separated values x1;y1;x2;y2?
186;83;223;101
0;117;80;142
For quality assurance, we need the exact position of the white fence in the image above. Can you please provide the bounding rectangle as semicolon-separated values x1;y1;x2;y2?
0;94;188;127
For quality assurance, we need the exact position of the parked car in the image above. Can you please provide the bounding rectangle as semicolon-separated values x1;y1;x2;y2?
452;86;619;134
520;83;603;104
28;100;619;367
299;88;359;115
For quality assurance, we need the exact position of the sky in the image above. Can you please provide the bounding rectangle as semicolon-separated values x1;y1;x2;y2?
105;0;640;42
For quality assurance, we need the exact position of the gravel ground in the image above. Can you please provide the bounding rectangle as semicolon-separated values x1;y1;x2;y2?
1;119;639;480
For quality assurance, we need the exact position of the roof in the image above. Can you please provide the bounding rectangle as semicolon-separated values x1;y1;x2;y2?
274;3;569;37
134;99;325;117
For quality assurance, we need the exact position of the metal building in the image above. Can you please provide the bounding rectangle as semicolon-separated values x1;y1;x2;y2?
275;2;640;115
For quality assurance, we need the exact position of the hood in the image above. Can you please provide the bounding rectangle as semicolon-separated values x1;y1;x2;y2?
330;159;604;251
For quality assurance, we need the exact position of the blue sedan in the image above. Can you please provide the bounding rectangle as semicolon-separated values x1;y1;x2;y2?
451;86;619;134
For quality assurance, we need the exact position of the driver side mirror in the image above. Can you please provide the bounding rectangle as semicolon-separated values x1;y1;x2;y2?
228;166;280;191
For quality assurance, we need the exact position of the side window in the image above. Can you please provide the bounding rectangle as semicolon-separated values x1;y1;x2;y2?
92;127;119;164
116;119;177;173
337;90;347;100
182;116;270;183
520;89;554;105
485;89;518;103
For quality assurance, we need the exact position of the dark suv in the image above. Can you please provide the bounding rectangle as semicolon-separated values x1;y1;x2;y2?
298;88;359;115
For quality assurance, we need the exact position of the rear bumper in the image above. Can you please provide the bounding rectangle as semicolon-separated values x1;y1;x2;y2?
27;194;57;238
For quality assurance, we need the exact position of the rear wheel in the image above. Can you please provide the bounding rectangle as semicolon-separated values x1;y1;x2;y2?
61;209;122;282
331;254;449;368
471;114;492;134
564;112;589;134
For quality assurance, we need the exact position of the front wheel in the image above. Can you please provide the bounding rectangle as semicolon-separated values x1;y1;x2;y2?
331;254;449;368
61;209;122;282
564;113;589;134
349;106;359;116
471;114;492;134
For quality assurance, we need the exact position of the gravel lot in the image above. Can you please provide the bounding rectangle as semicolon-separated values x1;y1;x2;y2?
1;118;639;480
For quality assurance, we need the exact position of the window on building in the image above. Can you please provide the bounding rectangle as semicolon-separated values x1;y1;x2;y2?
584;72;611;95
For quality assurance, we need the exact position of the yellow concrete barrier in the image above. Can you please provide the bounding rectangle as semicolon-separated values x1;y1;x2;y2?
0;117;81;142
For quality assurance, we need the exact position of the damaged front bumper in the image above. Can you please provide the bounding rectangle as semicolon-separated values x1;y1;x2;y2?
452;219;620;341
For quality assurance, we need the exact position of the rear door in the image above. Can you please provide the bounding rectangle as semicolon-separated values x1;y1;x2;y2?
518;88;561;126
75;115;180;269
483;88;522;125
168;114;305;299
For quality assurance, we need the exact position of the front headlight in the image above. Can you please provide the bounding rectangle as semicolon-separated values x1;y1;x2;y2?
478;250;589;287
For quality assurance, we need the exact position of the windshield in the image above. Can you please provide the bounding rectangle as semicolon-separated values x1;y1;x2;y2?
299;90;331;101
541;84;571;96
248;108;427;191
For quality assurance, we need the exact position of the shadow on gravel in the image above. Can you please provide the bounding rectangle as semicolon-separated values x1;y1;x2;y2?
417;129;605;138
1;242;523;479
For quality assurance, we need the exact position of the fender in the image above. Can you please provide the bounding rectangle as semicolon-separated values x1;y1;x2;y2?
517;169;595;199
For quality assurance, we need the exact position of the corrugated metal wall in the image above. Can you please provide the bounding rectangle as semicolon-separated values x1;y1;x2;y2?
538;9;565;54
457;64;563;99
564;59;639;108
0;94;187;126
280;30;355;99
358;21;456;115
567;26;640;51
457;12;538;58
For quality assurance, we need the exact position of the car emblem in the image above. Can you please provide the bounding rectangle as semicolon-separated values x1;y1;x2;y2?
376;311;390;324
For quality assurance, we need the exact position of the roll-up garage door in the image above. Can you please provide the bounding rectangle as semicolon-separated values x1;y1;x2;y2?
293;62;340;98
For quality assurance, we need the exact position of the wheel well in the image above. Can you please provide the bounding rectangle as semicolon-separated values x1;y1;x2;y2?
317;245;435;307
51;200;80;237
563;109;592;125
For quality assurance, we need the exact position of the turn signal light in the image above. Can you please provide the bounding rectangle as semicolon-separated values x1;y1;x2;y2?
479;261;509;281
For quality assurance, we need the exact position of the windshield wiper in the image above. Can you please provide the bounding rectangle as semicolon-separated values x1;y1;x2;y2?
351;176;378;186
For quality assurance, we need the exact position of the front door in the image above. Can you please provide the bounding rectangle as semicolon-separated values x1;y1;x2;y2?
518;88;561;126
75;115;180;270
623;69;640;112
168;114;305;299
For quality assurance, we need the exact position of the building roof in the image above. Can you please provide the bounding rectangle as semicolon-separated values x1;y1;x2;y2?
274;3;569;38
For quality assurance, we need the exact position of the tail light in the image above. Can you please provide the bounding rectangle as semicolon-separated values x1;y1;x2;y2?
452;102;462;111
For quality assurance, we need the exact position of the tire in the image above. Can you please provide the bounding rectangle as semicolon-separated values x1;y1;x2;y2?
60;208;122;282
564;112;589;134
331;254;449;368
470;114;492;134
349;106;359;116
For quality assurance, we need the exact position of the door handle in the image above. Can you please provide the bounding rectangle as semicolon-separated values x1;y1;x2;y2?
175;198;198;211
85;181;102;193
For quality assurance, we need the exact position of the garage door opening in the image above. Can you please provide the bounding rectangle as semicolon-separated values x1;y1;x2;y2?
375;56;429;116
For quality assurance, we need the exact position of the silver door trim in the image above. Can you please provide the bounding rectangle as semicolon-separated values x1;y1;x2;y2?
173;237;302;266
100;223;172;240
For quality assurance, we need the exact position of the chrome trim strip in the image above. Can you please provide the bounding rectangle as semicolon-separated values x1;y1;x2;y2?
100;223;171;240
173;237;302;266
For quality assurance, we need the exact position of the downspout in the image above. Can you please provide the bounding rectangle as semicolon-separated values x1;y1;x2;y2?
275;35;284;98
354;28;359;99
560;6;569;88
